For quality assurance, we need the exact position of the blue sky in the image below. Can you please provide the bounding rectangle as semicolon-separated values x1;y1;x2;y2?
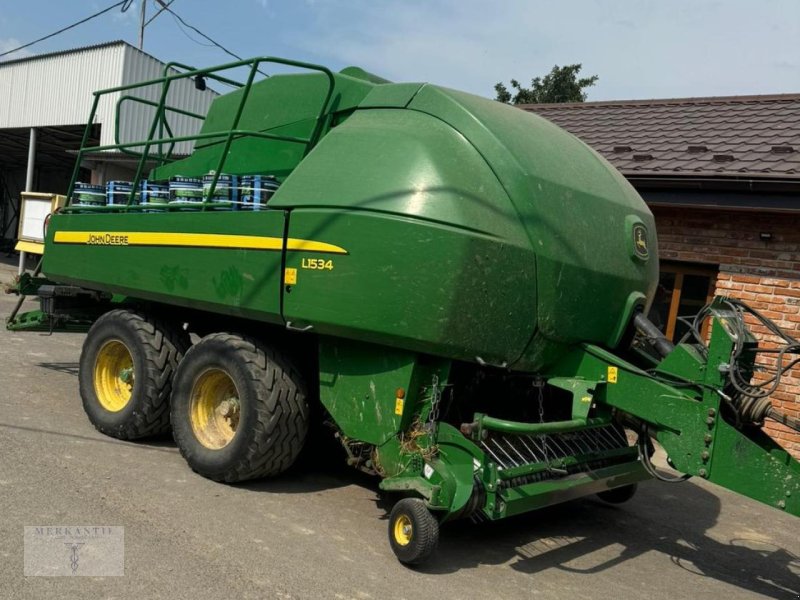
0;0;798;100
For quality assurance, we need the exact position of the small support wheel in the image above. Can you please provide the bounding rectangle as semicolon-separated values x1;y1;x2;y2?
597;483;638;504
388;498;439;565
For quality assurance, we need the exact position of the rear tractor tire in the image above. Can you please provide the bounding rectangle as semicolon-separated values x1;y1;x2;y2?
388;498;440;565
170;333;309;483
79;309;189;440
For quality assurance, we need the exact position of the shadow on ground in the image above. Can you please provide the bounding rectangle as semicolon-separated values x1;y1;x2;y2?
3;414;797;597
418;482;799;599
232;438;799;598
36;361;80;376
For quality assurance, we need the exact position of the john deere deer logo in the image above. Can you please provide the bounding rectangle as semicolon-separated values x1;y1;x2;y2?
633;224;649;259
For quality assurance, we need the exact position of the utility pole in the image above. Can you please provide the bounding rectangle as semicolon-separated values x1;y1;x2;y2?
138;0;146;49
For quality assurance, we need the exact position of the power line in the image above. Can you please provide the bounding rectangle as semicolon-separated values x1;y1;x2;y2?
154;1;243;62
144;0;176;27
0;0;135;59
168;12;216;48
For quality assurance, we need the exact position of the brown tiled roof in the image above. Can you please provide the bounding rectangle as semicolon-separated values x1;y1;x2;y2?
520;94;800;180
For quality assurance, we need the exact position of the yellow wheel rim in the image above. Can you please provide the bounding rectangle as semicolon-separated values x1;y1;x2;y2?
393;514;413;546
190;368;240;450
93;340;134;412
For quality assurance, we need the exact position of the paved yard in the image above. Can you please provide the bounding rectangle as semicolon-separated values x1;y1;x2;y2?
0;257;798;599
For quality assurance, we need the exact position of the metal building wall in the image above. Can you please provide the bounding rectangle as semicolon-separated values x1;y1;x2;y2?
117;45;218;155
0;41;218;154
0;43;126;131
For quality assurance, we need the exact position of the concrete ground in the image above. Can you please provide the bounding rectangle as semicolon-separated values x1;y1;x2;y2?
0;256;798;600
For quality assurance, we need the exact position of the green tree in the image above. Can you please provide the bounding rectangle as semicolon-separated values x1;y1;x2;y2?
495;64;599;104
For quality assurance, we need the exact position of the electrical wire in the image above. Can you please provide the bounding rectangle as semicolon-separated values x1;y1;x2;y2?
0;1;135;59
632;296;800;432
720;298;799;410
154;2;243;62
636;424;691;483
168;12;216;48
157;2;271;79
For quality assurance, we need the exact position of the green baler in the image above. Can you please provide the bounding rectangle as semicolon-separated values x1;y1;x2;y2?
7;57;799;564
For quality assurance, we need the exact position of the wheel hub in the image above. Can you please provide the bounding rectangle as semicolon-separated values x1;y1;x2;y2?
190;368;241;449
393;514;413;546
93;340;134;412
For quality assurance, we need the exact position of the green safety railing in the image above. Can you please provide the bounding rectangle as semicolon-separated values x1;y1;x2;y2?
63;56;336;212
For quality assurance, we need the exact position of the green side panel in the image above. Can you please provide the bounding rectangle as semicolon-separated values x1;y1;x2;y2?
152;119;317;182
318;338;416;445
408;85;659;370
41;211;286;323
318;338;449;446
271;109;527;243
285;210;534;365
276;109;537;365
195;72;373;143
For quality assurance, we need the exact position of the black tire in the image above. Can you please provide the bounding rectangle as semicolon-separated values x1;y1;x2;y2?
388;498;439;565
597;483;638;504
170;333;309;483
79;309;189;440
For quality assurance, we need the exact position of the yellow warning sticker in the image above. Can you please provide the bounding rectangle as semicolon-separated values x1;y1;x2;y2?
394;398;404;416
607;366;618;384
284;268;297;285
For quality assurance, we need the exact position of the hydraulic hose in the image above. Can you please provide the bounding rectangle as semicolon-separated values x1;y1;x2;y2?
633;312;675;358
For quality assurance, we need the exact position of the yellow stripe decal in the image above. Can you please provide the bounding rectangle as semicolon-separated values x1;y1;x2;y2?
53;231;348;255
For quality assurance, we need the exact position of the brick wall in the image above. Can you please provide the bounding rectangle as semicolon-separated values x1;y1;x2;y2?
652;206;800;458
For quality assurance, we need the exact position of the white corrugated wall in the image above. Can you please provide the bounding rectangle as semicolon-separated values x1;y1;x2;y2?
0;43;126;130
117;45;217;155
0;41;218;154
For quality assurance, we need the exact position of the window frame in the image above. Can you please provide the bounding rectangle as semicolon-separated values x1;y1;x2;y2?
659;261;718;342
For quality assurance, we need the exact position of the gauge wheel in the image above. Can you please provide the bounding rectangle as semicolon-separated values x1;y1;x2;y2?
388;497;440;565
170;332;309;482
79;309;189;439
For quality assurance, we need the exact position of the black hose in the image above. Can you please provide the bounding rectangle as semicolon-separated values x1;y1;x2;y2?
633;312;675;358
637;424;690;483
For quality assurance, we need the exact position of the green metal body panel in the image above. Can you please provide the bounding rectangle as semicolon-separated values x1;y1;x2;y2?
406;86;659;369
318;337;449;446
42;211;286;323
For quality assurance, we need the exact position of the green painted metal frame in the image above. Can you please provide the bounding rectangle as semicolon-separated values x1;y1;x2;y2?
545;301;800;516
64;56;336;212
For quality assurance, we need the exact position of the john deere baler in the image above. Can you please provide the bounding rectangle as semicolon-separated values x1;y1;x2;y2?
7;57;799;565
